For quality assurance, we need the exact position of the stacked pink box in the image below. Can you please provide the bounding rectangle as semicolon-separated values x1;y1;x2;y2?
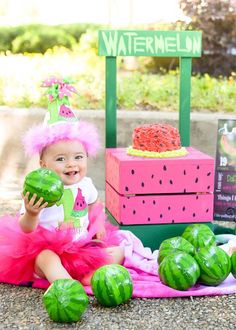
106;147;214;225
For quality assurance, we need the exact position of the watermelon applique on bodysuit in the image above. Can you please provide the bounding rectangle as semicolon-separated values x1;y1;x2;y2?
57;188;88;229
71;188;88;218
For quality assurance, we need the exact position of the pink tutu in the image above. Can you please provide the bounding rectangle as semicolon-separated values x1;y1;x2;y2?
0;204;120;284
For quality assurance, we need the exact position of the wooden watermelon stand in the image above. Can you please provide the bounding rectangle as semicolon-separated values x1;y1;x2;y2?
98;30;215;251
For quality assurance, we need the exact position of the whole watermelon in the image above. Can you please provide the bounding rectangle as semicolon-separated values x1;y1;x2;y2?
158;236;195;264
23;168;64;207
91;264;133;307
43;279;89;323
194;245;231;286
230;250;236;278
158;251;200;291
182;224;216;250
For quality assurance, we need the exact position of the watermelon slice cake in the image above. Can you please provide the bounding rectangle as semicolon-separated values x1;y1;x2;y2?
127;123;188;158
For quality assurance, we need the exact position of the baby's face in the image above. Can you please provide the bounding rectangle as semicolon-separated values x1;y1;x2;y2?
40;140;88;186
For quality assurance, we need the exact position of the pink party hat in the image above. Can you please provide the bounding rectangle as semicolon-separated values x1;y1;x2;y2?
23;77;100;157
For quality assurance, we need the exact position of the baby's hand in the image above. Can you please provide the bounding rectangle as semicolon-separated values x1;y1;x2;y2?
94;227;106;240
22;192;48;217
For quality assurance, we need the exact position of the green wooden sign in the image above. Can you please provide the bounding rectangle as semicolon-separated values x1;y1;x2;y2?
99;30;203;148
99;30;202;57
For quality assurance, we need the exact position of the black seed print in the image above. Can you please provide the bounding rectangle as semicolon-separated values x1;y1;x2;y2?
131;169;135;175
183;170;186;175
206;208;209;213
163;165;167;171
197;165;200;169
182;206;186;211
142;200;145;204
151;174;154;179
141;182;145;187
168;206;171;210
120;221;123;225
183;188;186;193
123;204;126;209
193;213;196;217
195;178;199;183
148;217;151;222
125;186;129;192
159;180;162;185
133;210;136;215
170;180;173;184
196;195;199;200
172;220;175;223
160;214;163;218
153;200;156;205
207;186;211;190
207;172;211;176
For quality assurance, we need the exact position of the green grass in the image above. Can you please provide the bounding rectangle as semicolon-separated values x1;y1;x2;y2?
0;50;235;113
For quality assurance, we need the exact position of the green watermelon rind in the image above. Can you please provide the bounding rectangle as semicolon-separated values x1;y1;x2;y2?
43;279;89;323
23;169;64;207
158;236;195;264
58;116;77;122
91;265;133;307
158;251;200;291
182;224;216;250
231;251;236;278
194;246;231;286
71;208;88;218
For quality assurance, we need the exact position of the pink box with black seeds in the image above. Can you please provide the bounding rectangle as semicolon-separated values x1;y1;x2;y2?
105;147;214;225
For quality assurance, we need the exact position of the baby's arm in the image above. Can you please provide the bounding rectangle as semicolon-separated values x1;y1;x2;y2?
19;192;48;233
88;199;106;240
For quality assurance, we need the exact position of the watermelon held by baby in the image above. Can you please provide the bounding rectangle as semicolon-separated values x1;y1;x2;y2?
23;168;64;207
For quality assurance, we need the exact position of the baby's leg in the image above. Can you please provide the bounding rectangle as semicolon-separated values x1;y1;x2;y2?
35;249;72;283
105;246;125;265
81;246;125;286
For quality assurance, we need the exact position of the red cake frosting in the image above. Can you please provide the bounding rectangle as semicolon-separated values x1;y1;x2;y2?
132;123;182;153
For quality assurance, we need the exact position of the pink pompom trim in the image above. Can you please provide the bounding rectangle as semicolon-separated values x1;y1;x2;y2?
23;121;101;157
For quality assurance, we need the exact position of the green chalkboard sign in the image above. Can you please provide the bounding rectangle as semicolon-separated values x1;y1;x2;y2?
98;30;202;57
214;119;236;221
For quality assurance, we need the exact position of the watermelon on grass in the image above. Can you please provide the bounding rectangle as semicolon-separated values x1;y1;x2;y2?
43;279;89;323
182;224;216;250
158;236;195;264
91;264;133;307
194;245;231;286
231;251;236;278
23;168;64;207
158;251;200;291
